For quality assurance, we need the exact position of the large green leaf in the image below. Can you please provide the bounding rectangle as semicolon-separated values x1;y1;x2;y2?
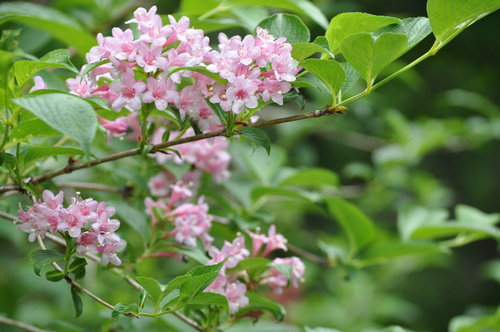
299;59;345;104
427;0;500;44
13;93;97;153
291;42;329;61
340;32;408;86
0;2;96;55
323;198;376;256
326;13;401;54
12;49;78;89
257;13;310;44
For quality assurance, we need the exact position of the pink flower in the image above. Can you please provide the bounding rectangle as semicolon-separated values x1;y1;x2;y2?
98;233;127;265
262;224;288;257
261;257;305;294
109;74;146;111
30;76;47;93
135;41;168;73
98;116;128;136
169;197;213;249
225;281;249;313
225;77;259;113
247;228;268;257
142;76;178;110
147;171;177;197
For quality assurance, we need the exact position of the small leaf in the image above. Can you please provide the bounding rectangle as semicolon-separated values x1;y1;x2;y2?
9;118;60;144
135;276;163;304
112;303;134;323
239;127;271;155
340;32;408;85
251;186;312;203
291;42;329;61
279;168;339;188
300;59;346;104
398;204;449;241
323;198;376;256
12;49;78;89
427;0;500;45
205;99;228;126
188;292;229;312
13;93;97;153
45;269;65;282
326;13;401;54
235;293;285;322
21;146;85;168
359;242;449;266
69;257;87;281
455;205;500;226
257;13;310;44
282;89;306;110
30;249;65;276
187;259;226;277
340;62;361;94
70;286;83;318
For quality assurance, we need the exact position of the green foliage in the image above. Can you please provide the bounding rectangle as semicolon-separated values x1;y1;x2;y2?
258;14;310;44
13;93;97;153
30;249;65;276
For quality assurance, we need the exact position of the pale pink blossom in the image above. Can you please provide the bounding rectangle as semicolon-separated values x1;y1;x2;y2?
30;76;47;93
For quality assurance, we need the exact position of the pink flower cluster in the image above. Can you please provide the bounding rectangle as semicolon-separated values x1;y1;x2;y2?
151;128;231;183
205;226;305;313
17;190;126;265
66;6;298;133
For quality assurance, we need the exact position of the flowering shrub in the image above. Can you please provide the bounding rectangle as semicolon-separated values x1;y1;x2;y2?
1;0;499;331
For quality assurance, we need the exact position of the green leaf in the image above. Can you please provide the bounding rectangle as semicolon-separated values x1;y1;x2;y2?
359;242;448;266
168;66;226;85
12;49;78;88
340;32;408;85
299;59;346;104
135;276;163;304
235;293;286;322
187;259;226;277
282;89;306;110
257;13;310;44
45;269;65;282
0;2;96;56
279;168;338;188
0;14;18;26
70;287;83;318
291;42;329;61
9;118;60;144
398;204;449;241
162;275;192;299
172;272;220;310
323;198;376;256
239;127;271;155
326;13;401;54
13;93;97;153
21;146;85;168
251;186;312;203
30;249;65;276
455;204;500;225
179;0;219;16
340;62;361;94
205;99;228;126
69;257;87;281
427;0;500;45
224;0;329;29
411;223;500;241
188;292;229;311
111;303;137;323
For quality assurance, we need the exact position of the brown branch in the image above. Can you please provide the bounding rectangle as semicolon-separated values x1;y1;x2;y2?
287;243;333;267
0;106;344;194
0;316;47;332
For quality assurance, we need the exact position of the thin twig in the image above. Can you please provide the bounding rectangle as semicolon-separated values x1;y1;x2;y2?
0;316;47;332
287;243;332;267
0;105;344;194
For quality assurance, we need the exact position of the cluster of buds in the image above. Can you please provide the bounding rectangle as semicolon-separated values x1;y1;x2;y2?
206;226;305;313
66;6;298;133
17;190;126;265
